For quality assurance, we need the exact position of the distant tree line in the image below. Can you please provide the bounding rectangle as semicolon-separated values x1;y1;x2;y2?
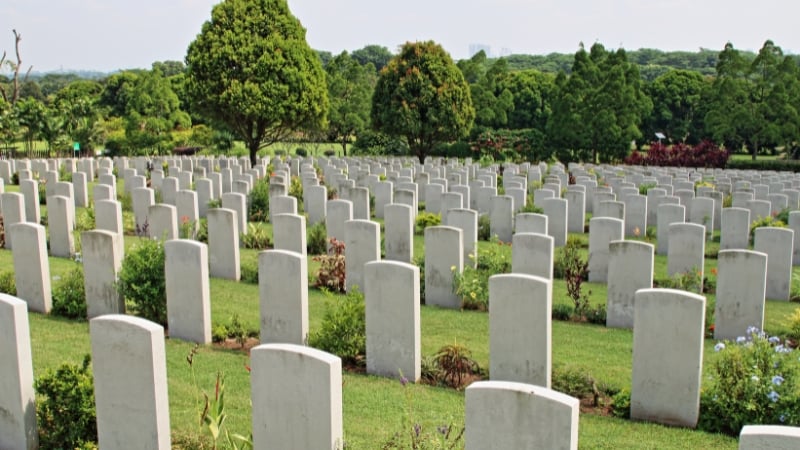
1;0;798;165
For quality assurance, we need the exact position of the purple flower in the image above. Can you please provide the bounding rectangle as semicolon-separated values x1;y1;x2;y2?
400;375;409;387
769;336;781;344
714;342;726;352
746;326;760;335
736;336;747;344
414;423;421;437
768;390;780;403
437;425;449;436
772;375;785;386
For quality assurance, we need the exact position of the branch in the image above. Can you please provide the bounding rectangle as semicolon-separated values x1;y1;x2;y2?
12;30;22;104
0;50;7;103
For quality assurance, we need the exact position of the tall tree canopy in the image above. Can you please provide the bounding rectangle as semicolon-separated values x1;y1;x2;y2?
371;41;474;163
644;69;709;144
324;51;376;155
185;0;328;165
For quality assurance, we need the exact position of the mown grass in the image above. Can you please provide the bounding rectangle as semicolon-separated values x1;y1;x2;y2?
7;186;800;448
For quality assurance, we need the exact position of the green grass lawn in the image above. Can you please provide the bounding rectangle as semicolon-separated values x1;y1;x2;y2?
6;186;800;448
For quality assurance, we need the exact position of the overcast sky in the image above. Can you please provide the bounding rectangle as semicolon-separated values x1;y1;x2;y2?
0;0;797;73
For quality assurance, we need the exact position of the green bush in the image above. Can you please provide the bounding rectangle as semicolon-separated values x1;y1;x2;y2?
750;215;786;239
241;223;272;250
415;211;441;234
553;365;601;404
477;214;491;241
307;221;327;255
308;288;366;365
118;238;167;325
36;355;97;449
453;238;512;310
295;147;308;157
552;304;573;321
699;327;800;435
240;260;259;284
0;269;16;295
312;238;346;293
727;159;800;172
248;178;270;222
51;264;87;319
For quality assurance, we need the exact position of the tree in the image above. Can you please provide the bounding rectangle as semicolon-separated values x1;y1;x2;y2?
351;45;393;71
644;69;709;144
185;0;328;166
0;30;32;106
371;41;474;163
324;51;376;155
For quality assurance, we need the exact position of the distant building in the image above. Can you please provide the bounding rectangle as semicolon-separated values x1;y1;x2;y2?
469;43;492;58
499;47;512;57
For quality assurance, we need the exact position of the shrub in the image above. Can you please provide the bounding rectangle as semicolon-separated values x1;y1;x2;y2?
553;366;602;406
787;308;800;342
241;223;272;249
699;327;800;435
312;238;347;293
0;269;16;295
612;389;632;419
750;215;786;239
240;260;259;284
477;214;491;241
552;303;573;321
519;198;544;214
118;238;167;326
0;214;5;250
36;355;97;449
308;288;366;365
561;237;591;320
75;206;95;232
196;218;209;243
415;211;441;235
323;149;336;157
432;342;482;389
289;176;303;201
51;264;87;319
248;178;270;222
453;238;512;310
414;254;426;304
307;221;327;255
295;147;308;157
624;141;729;168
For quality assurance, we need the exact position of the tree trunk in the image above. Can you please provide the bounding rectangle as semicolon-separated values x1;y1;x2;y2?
341;137;348;157
247;139;260;167
751;142;758;161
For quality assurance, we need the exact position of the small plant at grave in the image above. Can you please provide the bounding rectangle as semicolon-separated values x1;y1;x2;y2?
561;237;591;320
553;365;604;407
289;175;303;200
519;197;544;214
186;347;253;450
35;355;97;449
452;238;512;310
207;198;222;209
179;215;196;240
750;214;786;239
774;207;792;225
135;218;151;238
699;327;800;435
413;254;426;304
382;372;465;450
119;191;133;212
0;214;5;248
431;342;483;390
415;211;441;234
654;268;703;295
786;308;800;343
0;268;16;295
308;287;366;365
196;218;209;243
638;182;657;195
306;221;327;255
552;303;573;321
612;389;632;419
75;205;95;232
51;263;87;319
241;223;272;249
477;213;492;241
240;260;259;284
312;238;347;293
117;237;167;326
248;178;270;222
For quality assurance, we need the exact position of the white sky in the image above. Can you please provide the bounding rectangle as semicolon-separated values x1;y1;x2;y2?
0;0;797;73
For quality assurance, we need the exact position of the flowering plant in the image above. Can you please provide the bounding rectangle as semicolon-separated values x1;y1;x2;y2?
699;326;800;435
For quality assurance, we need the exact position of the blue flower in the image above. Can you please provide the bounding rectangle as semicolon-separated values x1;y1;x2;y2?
775;345;792;354
746;326;759;335
714;342;726;352
769;336;781;344
780;414;787;423
768;390;780;403
772;375;785;386
736;336;747;344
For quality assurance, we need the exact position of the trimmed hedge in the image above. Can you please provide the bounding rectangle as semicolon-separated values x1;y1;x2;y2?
726;158;800;172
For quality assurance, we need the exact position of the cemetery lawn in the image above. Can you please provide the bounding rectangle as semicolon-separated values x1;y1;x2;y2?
11;238;792;449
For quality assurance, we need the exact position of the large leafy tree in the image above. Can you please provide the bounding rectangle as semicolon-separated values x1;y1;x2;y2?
371;41;475;163
351;45;393;72
185;0;328;166
644;69;709;144
324;51;376;155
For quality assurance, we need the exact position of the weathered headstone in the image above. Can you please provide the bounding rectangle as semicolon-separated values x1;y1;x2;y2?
489;274;552;387
384;203;414;263
344;219;380;293
542;197;567;247
83;230;125;319
0;294;38;450
511;232;554;280
259;250;308;345
10;223;51;313
250;344;342;450
656;203;685;255
465;381;579;450
739;425;800;449
273;213;307;256
606;240;654;329
588;217;624;283
714;250;767;340
490;195;514;242
445;208;478;269
148;204;178;241
165;240;211;344
631;289;705;428
754;227;794;301
364;260;421;381
207;208;240;280
667;223;706;283
424;226;463;308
